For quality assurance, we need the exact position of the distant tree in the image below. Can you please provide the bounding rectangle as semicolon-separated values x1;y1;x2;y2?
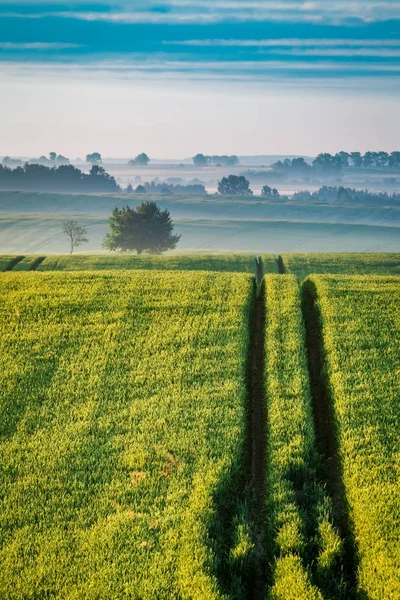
363;151;375;168
135;184;147;193
126;183;134;193
86;152;102;165
193;154;208;167
218;175;253;195
55;154;70;166
88;165;119;191
261;185;280;198
337;151;350;168
103;202;181;255
389;151;400;169
376;151;389;168
2;156;23;167
313;153;342;172
128;153;150;167
135;153;150;166
49;152;57;163
291;157;310;171
62;220;88;254
350;152;363;168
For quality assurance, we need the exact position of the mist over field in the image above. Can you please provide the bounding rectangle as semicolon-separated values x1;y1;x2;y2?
1;185;399;254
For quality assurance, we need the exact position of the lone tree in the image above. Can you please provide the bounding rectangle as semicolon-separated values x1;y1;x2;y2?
218;175;253;196
62;220;89;254
261;185;280;198
128;153;150;167
103;202;180;255
86;152;102;165
193;153;208;167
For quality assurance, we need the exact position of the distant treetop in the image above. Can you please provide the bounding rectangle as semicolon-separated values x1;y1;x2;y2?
218;175;253;196
128;153;150;167
86;152;102;165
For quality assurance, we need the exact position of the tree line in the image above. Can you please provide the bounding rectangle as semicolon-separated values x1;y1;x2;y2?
273;151;400;174
0;161;208;194
0;163;120;193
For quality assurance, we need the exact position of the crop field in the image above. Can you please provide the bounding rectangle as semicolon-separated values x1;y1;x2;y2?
36;253;264;273
280;252;400;280
260;255;279;276
264;276;344;600
0;255;22;271
303;275;400;599
0;258;399;599
0;270;254;599
0;253;278;275
10;255;45;271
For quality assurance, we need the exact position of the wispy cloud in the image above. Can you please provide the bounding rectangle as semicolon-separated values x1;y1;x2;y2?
0;42;82;50
2;57;400;73
2;1;400;24
165;39;400;48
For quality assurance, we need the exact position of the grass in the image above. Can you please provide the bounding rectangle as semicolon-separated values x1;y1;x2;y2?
303;275;400;599
0;255;23;271
0;270;254;599
11;255;45;271
264;275;344;600
260;255;278;275
36;253;264;274
280;253;400;280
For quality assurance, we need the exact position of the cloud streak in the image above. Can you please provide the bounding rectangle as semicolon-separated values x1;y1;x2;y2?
0;42;82;49
2;2;400;24
165;38;400;48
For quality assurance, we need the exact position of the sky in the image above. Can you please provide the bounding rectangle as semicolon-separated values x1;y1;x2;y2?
0;0;399;158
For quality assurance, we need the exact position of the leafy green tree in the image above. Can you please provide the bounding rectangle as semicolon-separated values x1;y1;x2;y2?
62;220;88;254
217;175;253;195
261;185;280;198
103;202;181;255
135;184;147;193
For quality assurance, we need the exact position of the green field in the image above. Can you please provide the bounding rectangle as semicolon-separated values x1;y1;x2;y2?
0;253;278;275
0;257;399;599
0;255;22;271
264;276;343;600
303;275;400;599
10;255;45;271
280;252;400;280
0;270;254;599
36;253;262;273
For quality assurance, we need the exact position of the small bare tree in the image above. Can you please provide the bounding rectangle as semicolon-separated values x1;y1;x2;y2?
62;220;88;254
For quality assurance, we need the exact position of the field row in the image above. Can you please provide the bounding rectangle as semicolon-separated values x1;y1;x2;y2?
2;252;399;280
0;253;277;275
279;252;400;280
0;271;399;598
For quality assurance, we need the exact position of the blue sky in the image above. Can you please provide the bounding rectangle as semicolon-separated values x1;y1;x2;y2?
0;1;399;157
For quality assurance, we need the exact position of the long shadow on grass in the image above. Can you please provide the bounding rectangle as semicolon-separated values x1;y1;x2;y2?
207;278;267;600
302;279;368;600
